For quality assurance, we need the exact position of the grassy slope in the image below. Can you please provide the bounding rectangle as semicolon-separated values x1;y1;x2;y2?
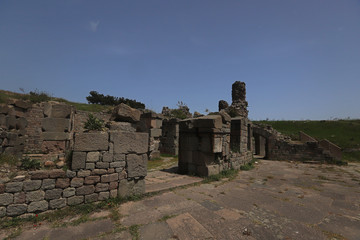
0;90;112;112
254;120;360;162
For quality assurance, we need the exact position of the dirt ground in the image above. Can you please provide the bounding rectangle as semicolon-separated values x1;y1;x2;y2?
2;160;360;240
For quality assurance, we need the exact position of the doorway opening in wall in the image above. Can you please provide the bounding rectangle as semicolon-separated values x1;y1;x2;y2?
147;154;179;173
254;134;268;159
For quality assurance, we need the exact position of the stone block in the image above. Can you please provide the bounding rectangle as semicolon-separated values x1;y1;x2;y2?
87;152;100;162
118;178;145;198
0;104;9;114
7;204;27;216
95;183;109;192
51;104;72;118
66;170;76;178
102;152;113;162
74;132;109;151
42;118;70;132
14;192;26;204
110;103;141;123
49;169;66;178
127;154;147;178
6;115;17;129
76;185;95;195
150;128;162;138
101;173;118;183
110;189;118;198
28;200;48;212
71;178;84;187
41;132;71;141
22;180;41;192
49;198;67;209
213;137;223;153
92;169;107;175
96;162;109;169
63;188;75;198
193;115;222;129
56;178;70;189
77;170;91;177
5;182;23;193
98;191;109;200
197;165;220;177
72;151;86;170
0;207;5;217
0;184;4;194
111;131;148;154
16;117;28;130
109;181;118;190
86;163;95;170
114;153;125;162
108;122;136;132
67;196;84;206
0;193;13;206
85;193;98;203
14;100;32;109
26;190;45;203
45;189;62;200
84;176;100;185
110;161;125;168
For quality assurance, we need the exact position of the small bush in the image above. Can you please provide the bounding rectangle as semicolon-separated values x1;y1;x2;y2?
0;153;19;166
26;89;52;103
240;158;257;171
84;114;105;131
20;157;41;170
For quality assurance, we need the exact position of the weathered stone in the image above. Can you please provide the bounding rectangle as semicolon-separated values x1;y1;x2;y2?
86;162;95;170
85;193;98;203
0;104;9;114
71;178;84;187
84;176;100;185
110;161;125;168
12;175;25;182
55;178;70;188
109;181;118;190
44;160;55;167
95;183;109;192
96;162;109;169
101;173;118;183
127;154;147;178
111;132;148;154
30;170;49;180
92;169;107;175
28;200;48;212
63;188;75;198
51;104;72;118
102;152;113;162
74;132;109;151
0;193;13;206
232;81;246;101
114;153;125;162
0;184;4;194
7;204;27;216
45;189;62;200
6;115;17;129
72;151;86;170
66;170;76;178
23;180;42;191
56;161;65;168
110;103;141;123
49;198;66;209
14;192;26;204
107;168;115;174
77;170;91;178
87;151;100;162
193;115;222;129
218;100;229;111
42;118;70;132
76;185;95;195
98;192;109;200
110;189;118;198
49;169;66;178
0;207;5;217
108;121;136;132
150;128;162;138
42;179;56;190
118;178;145;197
26;190;45;202
41;132;71;141
67;196;83;206
219;110;231;123
14;100;32;109
5;182;23;193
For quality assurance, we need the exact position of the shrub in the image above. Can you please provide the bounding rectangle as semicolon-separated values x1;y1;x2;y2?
86;91;145;109
27;90;52;103
84;114;105;131
0;153;19;166
20;157;41;170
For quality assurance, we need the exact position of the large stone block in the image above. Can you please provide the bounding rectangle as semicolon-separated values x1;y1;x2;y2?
67;196;84;206
45;189;62;200
63;188;75;198
51;104;72;118
127;154;147;178
110;103;141;123
118;178;145;198
5;182;23;193
41;132;71;141
108;122;136;132
76;185;95;195
150;128;162;138
16;117;28;130
87;152;100;162
7;204;27;216
23;180;42;192
101;173;118;183
26;190;45;202
42;118;70;132
74;132;109;151
28;200;48;212
49;198;66;209
14;100;32;109
0;193;13;206
72;151;86;170
111;131;148;154
193;115;222;129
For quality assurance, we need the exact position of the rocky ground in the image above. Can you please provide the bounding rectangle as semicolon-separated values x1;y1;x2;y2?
1;160;360;240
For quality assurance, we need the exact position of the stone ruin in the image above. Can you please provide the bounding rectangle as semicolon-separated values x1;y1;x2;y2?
0;81;344;217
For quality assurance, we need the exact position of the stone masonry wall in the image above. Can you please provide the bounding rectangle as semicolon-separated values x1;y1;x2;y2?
160;118;179;156
137;112;162;159
0;130;148;218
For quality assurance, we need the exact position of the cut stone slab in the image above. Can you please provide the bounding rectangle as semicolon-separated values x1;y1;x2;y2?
110;103;141;123
41;118;70;132
41;132;71;141
127;154;147;178
72;151;86;170
74;132;109;151
166;212;213;239
111;131;148;154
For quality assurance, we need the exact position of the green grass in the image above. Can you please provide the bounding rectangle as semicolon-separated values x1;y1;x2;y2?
0;153;19;167
255;120;360;162
202;168;239;183
129;224;140;240
240;158;257;171
148;155;178;171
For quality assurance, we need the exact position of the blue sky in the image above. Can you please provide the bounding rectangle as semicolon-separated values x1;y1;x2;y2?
1;0;359;120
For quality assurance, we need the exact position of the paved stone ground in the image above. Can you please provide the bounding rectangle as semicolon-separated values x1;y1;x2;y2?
2;160;360;240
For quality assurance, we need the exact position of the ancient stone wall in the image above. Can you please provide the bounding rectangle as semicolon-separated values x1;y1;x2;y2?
178;115;253;176
160;118;179;156
137;112;162;159
0;130;148;218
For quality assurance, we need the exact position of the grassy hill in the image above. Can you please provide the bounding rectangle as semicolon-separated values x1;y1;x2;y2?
0;90;112;112
254;120;360;162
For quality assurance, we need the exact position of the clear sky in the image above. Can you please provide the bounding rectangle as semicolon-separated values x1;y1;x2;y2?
1;0;359;120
